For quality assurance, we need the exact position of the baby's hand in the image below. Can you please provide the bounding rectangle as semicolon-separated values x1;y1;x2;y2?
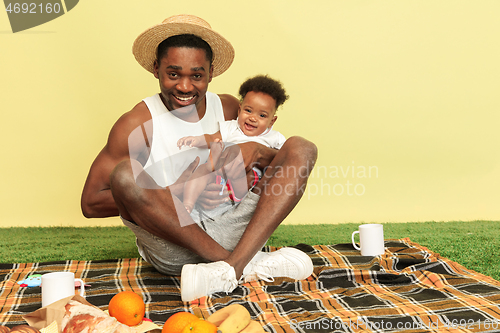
177;136;199;149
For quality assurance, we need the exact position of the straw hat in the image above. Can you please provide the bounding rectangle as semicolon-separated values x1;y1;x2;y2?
132;14;234;77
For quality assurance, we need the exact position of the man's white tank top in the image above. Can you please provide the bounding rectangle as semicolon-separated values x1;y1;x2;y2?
142;92;225;187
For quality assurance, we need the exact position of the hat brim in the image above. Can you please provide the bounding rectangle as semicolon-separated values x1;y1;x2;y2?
132;22;234;77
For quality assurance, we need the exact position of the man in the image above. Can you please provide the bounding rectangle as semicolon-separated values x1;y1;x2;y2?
81;15;318;302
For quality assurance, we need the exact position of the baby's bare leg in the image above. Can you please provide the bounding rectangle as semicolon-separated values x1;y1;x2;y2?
209;141;224;170
183;141;226;213
183;165;214;213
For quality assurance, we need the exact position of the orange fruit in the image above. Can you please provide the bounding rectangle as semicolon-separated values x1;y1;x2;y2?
162;312;200;333
181;319;217;333
108;291;145;326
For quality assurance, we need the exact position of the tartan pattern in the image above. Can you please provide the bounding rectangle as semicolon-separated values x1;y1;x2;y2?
1;238;500;332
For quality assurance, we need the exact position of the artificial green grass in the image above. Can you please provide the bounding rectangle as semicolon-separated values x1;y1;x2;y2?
0;221;498;281
0;227;140;263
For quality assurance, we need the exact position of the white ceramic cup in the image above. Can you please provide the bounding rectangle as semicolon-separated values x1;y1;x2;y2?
351;224;385;256
41;272;85;307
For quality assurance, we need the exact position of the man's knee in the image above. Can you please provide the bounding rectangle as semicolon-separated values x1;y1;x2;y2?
110;159;163;199
283;136;318;166
109;160;135;194
109;160;148;221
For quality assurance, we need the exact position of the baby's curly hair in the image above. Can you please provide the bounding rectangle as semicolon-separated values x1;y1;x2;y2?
238;75;289;109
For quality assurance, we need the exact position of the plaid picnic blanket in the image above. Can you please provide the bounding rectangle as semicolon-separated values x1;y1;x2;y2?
1;238;500;332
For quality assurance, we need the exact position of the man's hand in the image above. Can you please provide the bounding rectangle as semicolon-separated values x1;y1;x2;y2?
237;141;278;172
168;156;200;198
196;182;230;210
173;141;277;211
195;144;243;210
216;144;246;180
167;156;229;210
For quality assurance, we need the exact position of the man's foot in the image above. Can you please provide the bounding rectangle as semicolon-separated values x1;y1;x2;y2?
181;261;238;302
240;247;313;283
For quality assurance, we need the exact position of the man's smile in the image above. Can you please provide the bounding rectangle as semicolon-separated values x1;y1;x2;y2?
173;94;196;106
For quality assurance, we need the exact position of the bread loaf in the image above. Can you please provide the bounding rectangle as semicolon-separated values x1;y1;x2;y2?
0;325;11;333
9;325;40;333
61;300;138;333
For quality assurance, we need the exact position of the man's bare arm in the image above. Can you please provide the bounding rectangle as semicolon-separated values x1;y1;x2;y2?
219;94;240;121
81;103;151;218
81;146;123;218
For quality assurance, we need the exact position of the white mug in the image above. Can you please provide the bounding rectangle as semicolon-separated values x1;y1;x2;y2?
351;224;385;256
41;272;85;307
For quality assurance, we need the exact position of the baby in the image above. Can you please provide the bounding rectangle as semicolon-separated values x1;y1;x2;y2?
177;75;289;213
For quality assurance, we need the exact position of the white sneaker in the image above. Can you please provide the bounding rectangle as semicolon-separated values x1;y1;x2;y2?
240;247;313;283
180;261;238;302
239;251;268;283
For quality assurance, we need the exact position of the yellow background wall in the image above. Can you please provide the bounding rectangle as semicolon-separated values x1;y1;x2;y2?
1;1;499;227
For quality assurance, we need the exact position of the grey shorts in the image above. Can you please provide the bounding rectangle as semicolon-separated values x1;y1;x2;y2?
121;191;260;275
